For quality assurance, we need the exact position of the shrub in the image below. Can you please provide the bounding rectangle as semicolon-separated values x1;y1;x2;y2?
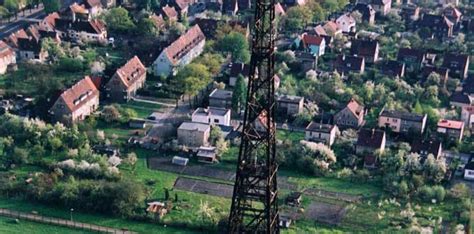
418;185;434;202
57;58;84;72
432;186;445;202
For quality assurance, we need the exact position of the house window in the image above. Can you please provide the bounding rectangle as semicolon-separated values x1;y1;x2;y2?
214;119;219;123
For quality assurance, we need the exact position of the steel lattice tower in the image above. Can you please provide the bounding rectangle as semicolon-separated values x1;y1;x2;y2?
227;0;278;230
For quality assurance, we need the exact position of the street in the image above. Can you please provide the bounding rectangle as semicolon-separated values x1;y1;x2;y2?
0;6;45;39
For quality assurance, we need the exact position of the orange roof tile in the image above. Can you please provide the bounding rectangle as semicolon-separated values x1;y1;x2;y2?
58;76;99;112
163;25;205;65
114;56;146;88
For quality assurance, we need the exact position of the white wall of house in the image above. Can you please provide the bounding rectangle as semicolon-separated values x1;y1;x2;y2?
305;129;336;146
461;108;474;129
153;39;205;77
464;169;474;180
71;96;99;122
192;110;231;126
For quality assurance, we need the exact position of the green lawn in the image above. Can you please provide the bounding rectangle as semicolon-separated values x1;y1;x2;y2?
277;130;305;143
120;101;162;119
0;216;90;234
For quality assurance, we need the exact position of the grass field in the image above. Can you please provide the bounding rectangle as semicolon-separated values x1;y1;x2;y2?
120;101;162;119
0;216;90;234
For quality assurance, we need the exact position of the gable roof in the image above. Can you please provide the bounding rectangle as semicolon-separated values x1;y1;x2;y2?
337;13;355;25
410;139;442;156
442;54;469;70
301;33;324;46
162;25;205;65
336;55;365;72
357;129;385;148
324;21;339;32
150;14;165;29
305;121;335;133
380;110;426;122
350;39;378;57
0;41;14;59
313;25;327;36
418;14;453;29
421;66;449;82
42;12;60;29
345;98;364;117
112;56;146;88
397;48;425;62
55;18;106;34
381;60;405;77
275;2;285;16
444;6;462;19
372;0;391;5
56;76;99;113
162;5;178;19
230;62;250;77
437;119;464;130
450;92;474;105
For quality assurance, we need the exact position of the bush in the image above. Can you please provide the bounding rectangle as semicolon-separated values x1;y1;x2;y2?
418;185;434;202
432;185;445;202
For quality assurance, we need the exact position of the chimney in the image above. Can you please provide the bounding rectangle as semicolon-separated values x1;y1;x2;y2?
371;128;375;137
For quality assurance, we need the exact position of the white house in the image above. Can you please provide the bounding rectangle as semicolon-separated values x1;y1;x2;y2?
305;122;338;146
336;13;356;33
55;18;107;43
0;41;16;75
192;107;231;126
464;161;474;180
153;25;205;77
461;106;474;129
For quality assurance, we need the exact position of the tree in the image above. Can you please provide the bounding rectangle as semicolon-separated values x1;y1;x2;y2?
215;137;228;157
232;75;247;113
197;200;217;226
102;105;121;123
175;64;211;105
136;17;158;37
299;141;337;175
216;32;250;63
283;6;312;33
210;125;223;145
42;37;65;62
42;0;60;14
103;7;136;34
351;11;363;24
413;100;423;114
4;0;18;18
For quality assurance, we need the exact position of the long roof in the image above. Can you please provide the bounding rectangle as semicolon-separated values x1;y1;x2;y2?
162;25;205;65
380;110;426;122
357;128;385;148
56;76;99;113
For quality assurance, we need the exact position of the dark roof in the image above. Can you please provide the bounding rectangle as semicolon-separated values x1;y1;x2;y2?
463;76;474;94
305;121;335;133
465;161;474;170
55;18;106;34
353;3;375;19
350;39;378;58
410;139;441;156
380;110;426;122
372;0;390;5
277;95;303;104
336;55;365;73
230;62;250;77
450;92;473;104
381;60;405;77
222;0;238;13
397;48;425;63
421;66;449;83
357;129;385;149
193;18;219;39
418;14;453;29
209;89;233;100
442;54;469;71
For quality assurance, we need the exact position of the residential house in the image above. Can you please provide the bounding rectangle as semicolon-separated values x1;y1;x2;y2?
449;92;473;108
106;56;147;102
40;12;60;31
464;161;474;180
421;66;449;84
196;146;217;163
335;55;365;74
350;39;379;63
305;121;338;146
55;18;107;43
378;109;427;134
353;3;376;25
336;14;356;33
277;95;304;116
355;128;386;154
168;0;194;18
177;122;211;147
323;21;342;36
275;2;286;17
84;0;104;16
150;14;166;31
162;5;179;21
334;98;365;129
312;25;332;45
192;107;231;126
463;77;474;95
397;48;426;72
49;76;99;124
410;139;443;160
371;0;391;16
5;26;51;62
442;54;470;79
461;106;474;129
222;0;238;15
380;60;405;78
0;41;16;75
443;6;462;24
400;5;420;22
153;25;205;77
294;33;326;57
416;14;453;40
228;62;250;86
437;119;464;141
295;51;317;72
209;89;233;108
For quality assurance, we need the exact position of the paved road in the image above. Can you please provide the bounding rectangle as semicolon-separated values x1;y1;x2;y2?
0;208;136;233
0;7;45;39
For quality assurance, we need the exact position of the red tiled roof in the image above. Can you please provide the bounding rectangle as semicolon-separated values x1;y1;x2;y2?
324;21;339;32
43;12;60;28
302;33;324;46
150;14;165;29
175;0;194;10
314;25;327;36
275;3;285;16
4;29;28;48
346;98;363;117
58;76;99;112
0;41;14;59
437;119;464;130
163;25;205;65
114;56;146;88
70;3;88;14
89;19;106;34
162;5;178;20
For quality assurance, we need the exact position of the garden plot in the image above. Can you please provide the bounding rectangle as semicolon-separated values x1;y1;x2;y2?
173;177;234;198
304;188;362;203
305;201;347;225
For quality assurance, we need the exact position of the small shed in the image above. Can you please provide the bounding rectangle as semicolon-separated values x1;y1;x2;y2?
196;146;217;163
146;201;168;219
464;161;474;180
286;192;302;207
172;156;189;166
129;119;146;129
